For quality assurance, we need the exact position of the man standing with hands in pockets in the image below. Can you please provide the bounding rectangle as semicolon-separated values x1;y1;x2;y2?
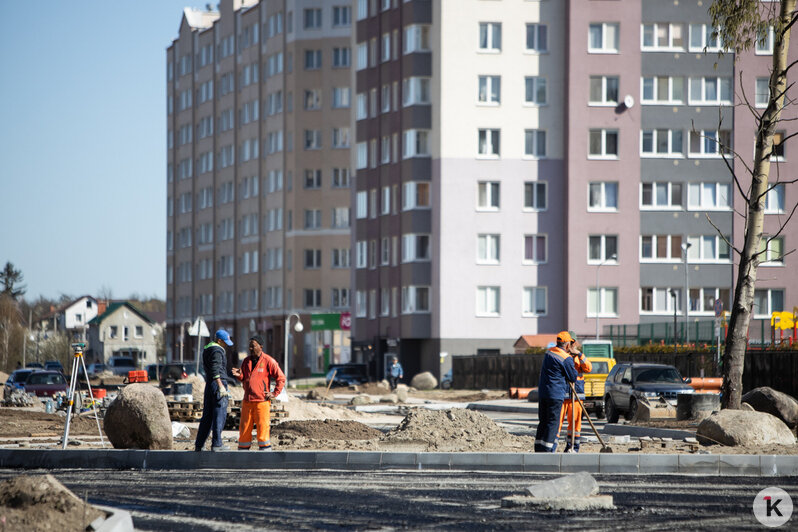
232;335;286;451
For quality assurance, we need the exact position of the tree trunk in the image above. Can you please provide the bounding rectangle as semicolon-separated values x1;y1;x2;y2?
721;0;796;409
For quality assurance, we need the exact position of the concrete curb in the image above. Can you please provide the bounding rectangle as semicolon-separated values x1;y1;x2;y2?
602;424;695;440
0;449;795;476
89;504;134;532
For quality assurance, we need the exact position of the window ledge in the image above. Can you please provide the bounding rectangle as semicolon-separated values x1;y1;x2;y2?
522;313;548;317
587;155;619;161
587;50;619;54
588;102;618;107
640;154;684;159
476;155;500;160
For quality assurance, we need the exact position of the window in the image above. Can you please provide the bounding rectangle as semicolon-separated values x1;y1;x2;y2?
380;288;390;316
303;8;321;29
381;84;391;113
587;287;618;317
478;129;500;157
380;136;391;164
771;131;786;160
403;77;430;106
689;130;731;157
304;129;322;150
355;241;367;268
640;234;683;261
109;326;118;339
688;288;731;314
640;287;682;314
333;5;351;27
641;76;685;104
523;234;547;263
589;22;619;53
381;186;390;215
588;235;618;263
688;24;723;52
304;89;321;110
356;93;368;119
641;182;683;209
759;236;784;265
304;289;322;308
686;235;731;262
753;289;784;317
523;287;547;316
381;32;391;62
524;130;546;158
356;0;368;21
402;181;431;210
402;234;431;262
356;42;368;70
479;22;502;52
476;286;500;316
381;237;390;265
304;249;322;269
332;168;350;188
477;181;500;210
332;127;350;148
304;49;322;70
641;129;683;157
355;290;367;317
588;182;618;211
687;182;731;210
332;87;350;109
331;288;350;309
402;130;430;158
524;182;547;210
526;24;548;52
304;169;322;189
688;77;732;105
402;286;430;313
332;47;351;68
525;77;547;105
477;234;500;264
588;129;618;158
404;25;430;53
765;184;785;213
332;248;350;269
478;76;501;104
356;142;368;169
589;76;618;105
755;77;770;108
756;26;774;55
642;23;685;50
304;209;322;229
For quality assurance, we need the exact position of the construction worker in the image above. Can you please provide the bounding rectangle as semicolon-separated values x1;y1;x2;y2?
194;329;233;452
231;335;286;451
557;338;592;452
534;331;578;453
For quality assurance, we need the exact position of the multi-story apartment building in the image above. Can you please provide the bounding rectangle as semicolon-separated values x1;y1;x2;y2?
166;0;354;378
351;0;797;380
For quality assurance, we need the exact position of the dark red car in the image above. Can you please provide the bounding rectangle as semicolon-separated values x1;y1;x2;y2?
22;371;68;398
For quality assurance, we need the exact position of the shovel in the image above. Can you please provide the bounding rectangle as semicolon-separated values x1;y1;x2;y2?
568;381;613;453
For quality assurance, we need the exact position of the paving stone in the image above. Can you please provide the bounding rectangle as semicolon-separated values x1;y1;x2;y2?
526;471;599;498
502;494;614;510
610;435;630;444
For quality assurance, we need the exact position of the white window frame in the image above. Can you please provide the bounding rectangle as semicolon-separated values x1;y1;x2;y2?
523;234;547;264
685;234;732;263
478;75;501;105
478;22;502;52
524;76;547;105
588;129;618;159
587;235;619;264
765;184;785;213
588;182;619;211
687;182;731;210
641;76;685;105
403;77;431;106
640;129;684;157
755;77;770;108
589;75;618;106
402;129;430;158
524;129;546;158
478;129;500;158
402;285;430;314
756;26;775;55
587;287;619;318
522;287;548;317
477;181;500;211
523;181;547;211
525;23;548;53
640;287;682;314
640;181;683;210
639;234;683;262
402;181;431;210
688;24;723;53
476;286;501;317
641;22;685;51
688;129;731;158
753;288;784;318
688;76;732;105
477;234;501;264
588;22;619;53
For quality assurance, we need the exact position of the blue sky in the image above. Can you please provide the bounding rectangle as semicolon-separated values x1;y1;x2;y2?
0;1;195;301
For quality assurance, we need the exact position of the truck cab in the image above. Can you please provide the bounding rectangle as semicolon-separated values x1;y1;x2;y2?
579;340;614;418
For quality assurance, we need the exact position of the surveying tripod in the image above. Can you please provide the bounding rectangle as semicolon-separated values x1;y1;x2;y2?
61;343;105;449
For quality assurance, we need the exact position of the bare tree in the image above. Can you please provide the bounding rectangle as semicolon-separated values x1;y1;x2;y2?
710;0;798;408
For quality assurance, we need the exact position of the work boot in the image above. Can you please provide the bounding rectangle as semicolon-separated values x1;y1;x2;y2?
211;444;229;452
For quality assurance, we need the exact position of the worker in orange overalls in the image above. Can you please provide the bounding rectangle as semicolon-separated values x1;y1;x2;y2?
557;337;592;452
231;335;286;450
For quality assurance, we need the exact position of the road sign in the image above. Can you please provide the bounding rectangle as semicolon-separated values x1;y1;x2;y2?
714;299;724;317
188;317;209;337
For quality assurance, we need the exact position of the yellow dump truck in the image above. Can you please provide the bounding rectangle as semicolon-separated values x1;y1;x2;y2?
580;340;615;419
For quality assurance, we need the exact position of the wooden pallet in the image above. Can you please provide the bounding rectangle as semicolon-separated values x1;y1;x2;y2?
168;400;287;426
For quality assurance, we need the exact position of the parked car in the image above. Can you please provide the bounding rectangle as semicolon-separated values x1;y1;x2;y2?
44;360;65;373
325;364;369;387
86;363;107;377
25;362;44;369
603;363;694;423
146;363;165;382
4;369;35;399
108;356;137;376
21;370;69;398
440;369;452;390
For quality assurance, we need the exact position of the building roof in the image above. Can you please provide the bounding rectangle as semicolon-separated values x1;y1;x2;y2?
88;302;154;327
513;334;559;352
183;7;219;30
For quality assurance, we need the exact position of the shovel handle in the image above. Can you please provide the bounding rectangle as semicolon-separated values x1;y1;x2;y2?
568;381;610;450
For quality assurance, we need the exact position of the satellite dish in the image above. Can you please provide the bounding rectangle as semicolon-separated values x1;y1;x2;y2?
624;95;635;108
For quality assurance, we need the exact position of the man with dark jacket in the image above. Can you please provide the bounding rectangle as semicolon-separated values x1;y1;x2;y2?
534;331;578;453
194;329;234;451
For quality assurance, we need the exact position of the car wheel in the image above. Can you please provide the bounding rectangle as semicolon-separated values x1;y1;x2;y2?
605;396;619;423
627;397;638;421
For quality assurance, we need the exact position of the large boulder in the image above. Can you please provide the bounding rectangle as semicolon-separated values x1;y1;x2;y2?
696;409;796;447
741;387;798;430
103;383;173;449
395;387;409;402
350;395;372;405
410;372;438;391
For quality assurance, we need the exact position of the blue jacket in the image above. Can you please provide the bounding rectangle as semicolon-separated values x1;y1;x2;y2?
538;347;578;401
388;362;403;378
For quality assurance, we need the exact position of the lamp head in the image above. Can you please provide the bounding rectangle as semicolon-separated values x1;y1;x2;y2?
294;321;304;333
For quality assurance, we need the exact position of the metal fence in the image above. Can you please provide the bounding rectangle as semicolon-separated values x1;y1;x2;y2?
604;319;789;347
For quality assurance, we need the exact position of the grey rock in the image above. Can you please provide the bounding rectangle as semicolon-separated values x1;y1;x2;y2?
741;387;798;429
380;394;399;404
741;402;755;411
696;409;796;447
349;395;372;405
409;372;438;391
526;472;599;499
103;383;173;450
396;387;409;402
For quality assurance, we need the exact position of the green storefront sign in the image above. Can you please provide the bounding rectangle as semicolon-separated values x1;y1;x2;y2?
310;313;343;331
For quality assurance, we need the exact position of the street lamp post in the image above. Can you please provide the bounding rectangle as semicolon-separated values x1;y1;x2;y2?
595;253;617;339
681;242;692;346
178;320;192;362
284;312;304;387
670;289;678;353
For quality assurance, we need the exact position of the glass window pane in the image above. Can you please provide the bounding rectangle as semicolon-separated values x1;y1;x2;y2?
605;236;617;259
605;183;618;208
719;237;730;260
672;77;684;101
690;24;702;48
720;78;731;101
672;130;683;153
671;183;682;206
589;236;601;260
605;288;617;314
642;236;652;258
493;24;501;49
589;25;602;49
537;237;546;261
643;78;654;100
671;235;682;258
657;236;668;258
589;131;601;154
588;289;598;315
642;183;652;205
705;78;717;100
690;78;702;101
656;183;667;205
642;131;653;153
703;235;715;259
772;290;784;312
702;183;716;207
536;289;546;313
753;290;767;315
524;236;534;260
657;77;669;100
605;132;617;155
589;183;601;207
606;23;618;49
606;77;618;102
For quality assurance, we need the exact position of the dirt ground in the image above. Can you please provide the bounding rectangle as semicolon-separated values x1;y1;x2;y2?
0;473;106;531
0;409;104;439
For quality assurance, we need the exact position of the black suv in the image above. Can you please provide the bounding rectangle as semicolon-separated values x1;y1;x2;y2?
603;363;694;423
325;364;369;387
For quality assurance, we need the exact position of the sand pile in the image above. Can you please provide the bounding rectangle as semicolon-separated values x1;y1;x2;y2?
282;395;376;421
276;420;383;441
381;409;532;452
0;474;106;531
